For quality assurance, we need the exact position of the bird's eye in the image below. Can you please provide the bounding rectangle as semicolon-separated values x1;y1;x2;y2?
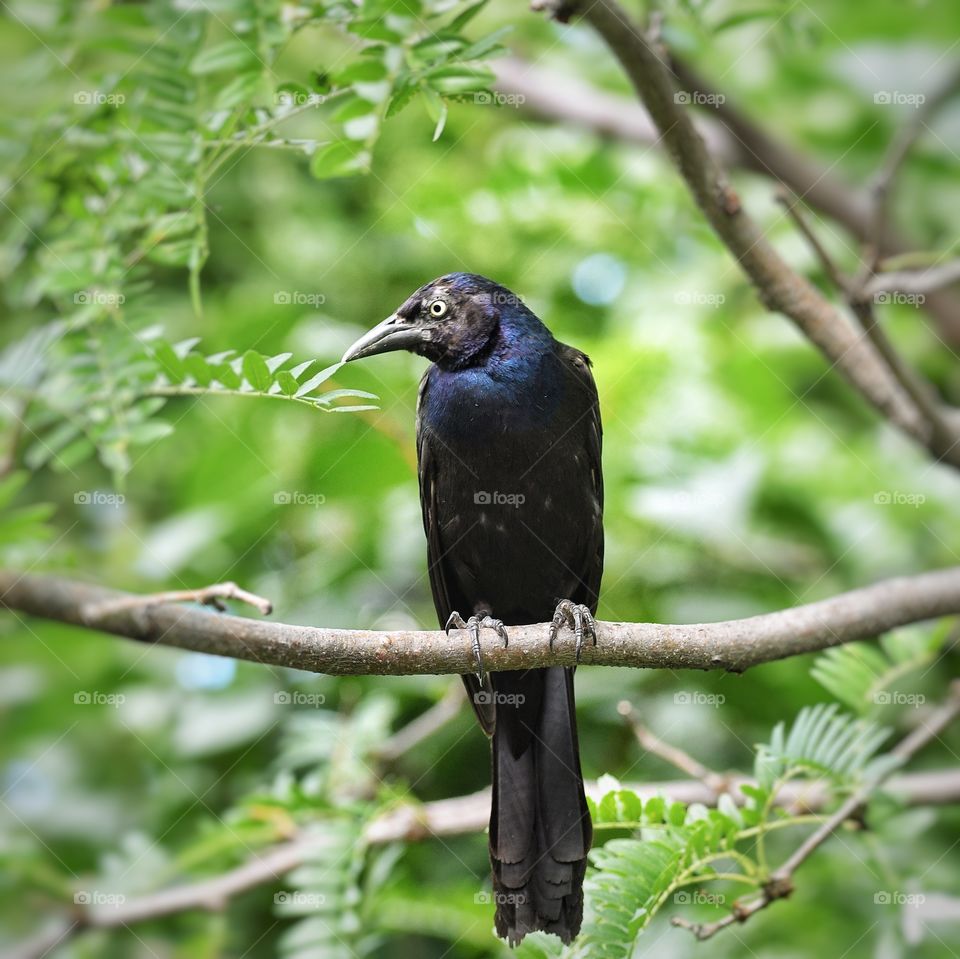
428;299;448;318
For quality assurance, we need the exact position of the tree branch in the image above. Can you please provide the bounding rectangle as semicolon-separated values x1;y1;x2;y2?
495;54;960;344
2;568;960;674
673;681;960;940
533;0;960;466
10;767;960;959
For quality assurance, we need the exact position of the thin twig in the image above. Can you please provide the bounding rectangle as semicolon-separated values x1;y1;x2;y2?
868;64;960;269
374;684;465;762
776;188;955;460
81;581;273;620
618;700;728;793
865;259;960;297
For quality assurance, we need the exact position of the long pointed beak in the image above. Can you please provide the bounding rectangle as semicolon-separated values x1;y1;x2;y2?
341;314;424;363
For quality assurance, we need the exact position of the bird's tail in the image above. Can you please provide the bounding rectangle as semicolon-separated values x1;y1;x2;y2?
488;666;592;946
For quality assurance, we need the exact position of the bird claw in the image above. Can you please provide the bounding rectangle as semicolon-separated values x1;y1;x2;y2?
446;611;509;681
549;600;597;662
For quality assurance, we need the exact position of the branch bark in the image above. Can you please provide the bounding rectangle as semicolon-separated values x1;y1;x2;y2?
2;568;960;674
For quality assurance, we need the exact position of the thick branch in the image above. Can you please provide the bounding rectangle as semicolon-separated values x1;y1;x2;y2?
2;568;960;674
540;0;960;466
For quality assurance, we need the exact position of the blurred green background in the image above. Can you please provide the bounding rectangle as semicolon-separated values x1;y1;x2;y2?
1;0;959;956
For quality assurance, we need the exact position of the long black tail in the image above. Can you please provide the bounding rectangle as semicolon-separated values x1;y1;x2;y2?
487;666;592;946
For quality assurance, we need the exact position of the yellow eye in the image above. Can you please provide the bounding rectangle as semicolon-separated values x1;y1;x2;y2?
428;299;448;318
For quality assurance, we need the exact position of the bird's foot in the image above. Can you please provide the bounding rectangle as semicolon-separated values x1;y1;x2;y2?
549;600;597;662
445;611;509;681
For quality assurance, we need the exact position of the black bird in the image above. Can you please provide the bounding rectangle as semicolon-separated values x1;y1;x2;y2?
343;273;603;945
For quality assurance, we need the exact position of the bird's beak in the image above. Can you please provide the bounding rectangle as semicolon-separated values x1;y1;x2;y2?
341;314;424;363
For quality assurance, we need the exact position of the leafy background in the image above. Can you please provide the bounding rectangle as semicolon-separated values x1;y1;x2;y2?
1;0;959;956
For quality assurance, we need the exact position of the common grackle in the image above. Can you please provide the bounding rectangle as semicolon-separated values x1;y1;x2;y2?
343;273;603;945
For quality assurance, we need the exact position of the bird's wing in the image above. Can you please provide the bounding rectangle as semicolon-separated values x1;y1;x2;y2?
558;344;605;613
416;372;496;734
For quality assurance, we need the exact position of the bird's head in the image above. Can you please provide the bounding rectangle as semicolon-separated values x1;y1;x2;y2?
342;273;534;370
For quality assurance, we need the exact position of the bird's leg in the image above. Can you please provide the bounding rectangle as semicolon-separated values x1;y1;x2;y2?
445;611;509;681
549;599;597;662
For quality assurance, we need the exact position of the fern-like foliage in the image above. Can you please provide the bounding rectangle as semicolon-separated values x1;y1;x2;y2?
811;628;943;714
1;0;509;494
149;338;377;412
518;705;893;959
754;702;890;790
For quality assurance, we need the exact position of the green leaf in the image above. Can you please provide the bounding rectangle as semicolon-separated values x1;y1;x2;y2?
425;64;494;95
190;39;259;75
310;141;369;179
337;59;389;84
242;350;273;392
